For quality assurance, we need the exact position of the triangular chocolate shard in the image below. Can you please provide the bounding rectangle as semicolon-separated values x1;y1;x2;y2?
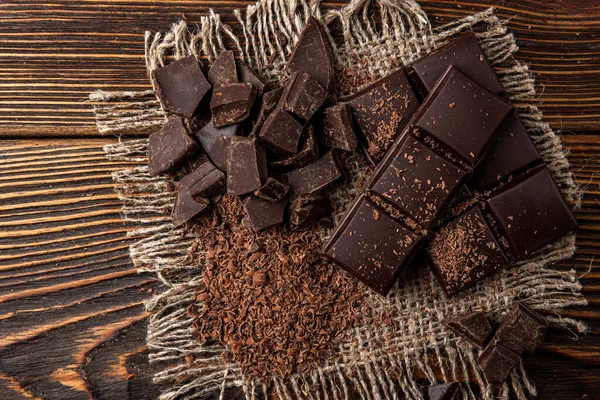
207;50;238;87
171;188;209;226
427;381;460;400
288;16;335;95
444;311;493;348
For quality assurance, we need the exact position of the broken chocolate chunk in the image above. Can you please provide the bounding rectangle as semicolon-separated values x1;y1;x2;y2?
427;382;460;400
148;116;199;176
269;124;319;170
152;55;211;118
210;82;256;127
289;193;331;227
238;60;266;96
243;196;287;232
258;108;304;154
444;311;493;348
284;150;342;194
492;303;548;354
179;158;225;199
227;136;268;195
251;87;284;136
282;72;328;122
319;102;357;151
254;177;290;201
172;188;210;226
195;119;243;171
207;50;238;87
288;16;335;95
477;342;520;384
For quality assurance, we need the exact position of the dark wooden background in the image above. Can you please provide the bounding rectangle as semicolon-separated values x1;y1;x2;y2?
0;1;598;399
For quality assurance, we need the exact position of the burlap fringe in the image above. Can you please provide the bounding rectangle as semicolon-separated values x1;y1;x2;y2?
97;1;586;399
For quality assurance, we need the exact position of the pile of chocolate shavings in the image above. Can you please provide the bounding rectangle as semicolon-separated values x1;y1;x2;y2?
188;195;367;381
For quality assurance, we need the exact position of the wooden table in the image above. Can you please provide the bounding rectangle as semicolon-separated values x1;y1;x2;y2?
0;1;598;399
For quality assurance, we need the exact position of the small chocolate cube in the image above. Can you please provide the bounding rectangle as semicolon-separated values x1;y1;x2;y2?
207;50;238;87
148;117;199;176
284;150;343;195
238;60;266;96
444;311;493;348
243;196;287;232
492;303;548;354
152;55;211;118
259;109;304;154
289;193;331;227
254;177;290;201
227;136;268;196
210;82;256;127
195;119;243;171
172;188;210;226
319;102;357;151
270;124;319;170
477;342;520;384
179;158;225;199
282;72;327;122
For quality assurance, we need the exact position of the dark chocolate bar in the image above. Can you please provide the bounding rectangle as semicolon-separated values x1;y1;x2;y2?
237;60;266;96
289;193;331;227
269;124;319;170
477;342;520;385
490;302;548;354
179;158;225;199
172;188;210;226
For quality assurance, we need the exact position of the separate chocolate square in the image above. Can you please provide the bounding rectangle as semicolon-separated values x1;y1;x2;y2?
237;60;266;96
477;342;520;384
258;108;304;154
195;119;243;171
288;16;335;95
254;177;290;201
427;206;510;296
343;68;420;163
210;82;256;127
152;55;211;118
172;188;210;226
427;382;460;400
408;32;505;97
319;102;358;151
369;138;469;230
471;112;542;191
415;67;511;167
243;196;287;232
492;303;548;354
227;136;267;195
284;150;342;195
251;87;284;136
282;72;328;122
322;196;422;295
289;193;331;227
179;158;225;199
444;311;493;348
148;116;199;176
269;124;319;170
486;165;577;259
207;50;238;87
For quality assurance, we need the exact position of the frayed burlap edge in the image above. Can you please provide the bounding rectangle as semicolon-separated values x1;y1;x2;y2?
93;1;586;399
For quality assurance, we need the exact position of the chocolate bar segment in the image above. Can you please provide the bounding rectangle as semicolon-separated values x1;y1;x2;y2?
148;117;199;176
207;50;238;87
227;136;268;195
344;68;420;163
408;32;504;97
194;119;243;171
284;151;343;195
289;193;331;227
210;82;256;127
152;55;211;118
254;177;290;201
252;87;284;136
322;196;423;295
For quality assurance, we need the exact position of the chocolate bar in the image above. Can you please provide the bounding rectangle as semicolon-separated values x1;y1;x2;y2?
254;177;289;201
179;158;225;199
490;302;548;354
172;188;210;226
269;124;319;170
237;60;266;96
289;193;331;227
323;66;511;295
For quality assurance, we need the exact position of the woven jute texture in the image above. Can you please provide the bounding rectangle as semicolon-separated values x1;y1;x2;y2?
91;1;587;399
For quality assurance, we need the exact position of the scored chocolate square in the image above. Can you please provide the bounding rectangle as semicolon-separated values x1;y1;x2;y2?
322;196;423;295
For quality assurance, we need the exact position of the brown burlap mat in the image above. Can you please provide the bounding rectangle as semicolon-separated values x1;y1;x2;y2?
91;1;586;399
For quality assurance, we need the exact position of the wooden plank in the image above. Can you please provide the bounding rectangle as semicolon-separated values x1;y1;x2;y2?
0;0;599;137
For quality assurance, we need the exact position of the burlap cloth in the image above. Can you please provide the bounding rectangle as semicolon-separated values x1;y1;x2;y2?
90;1;587;398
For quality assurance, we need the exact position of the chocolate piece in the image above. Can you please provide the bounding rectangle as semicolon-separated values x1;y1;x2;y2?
486;165;577;259
243;196;287;231
207;50;238;87
270;125;319;170
289;193;331;227
282;72;328;122
195;119;243;171
254;177;290;201
237;60;266;96
210;82;256;127
322;196;423;295
152;55;211;118
492;303;548;354
227;136;268;195
148;117;199;176
252;87;284;135
258;109;304;154
471;112;542;191
477;342;520;384
284;151;342;195
427;382;460;400
428;206;510;296
319;102;357;151
447;184;473;209
415;67;512;167
408;32;505;97
179;158;225;198
344;68;420;163
444;311;493;348
172;188;210;226
288;16;335;95
185;152;210;174
369;137;469;230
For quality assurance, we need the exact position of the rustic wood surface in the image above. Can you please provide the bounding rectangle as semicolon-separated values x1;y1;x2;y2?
0;1;598;399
